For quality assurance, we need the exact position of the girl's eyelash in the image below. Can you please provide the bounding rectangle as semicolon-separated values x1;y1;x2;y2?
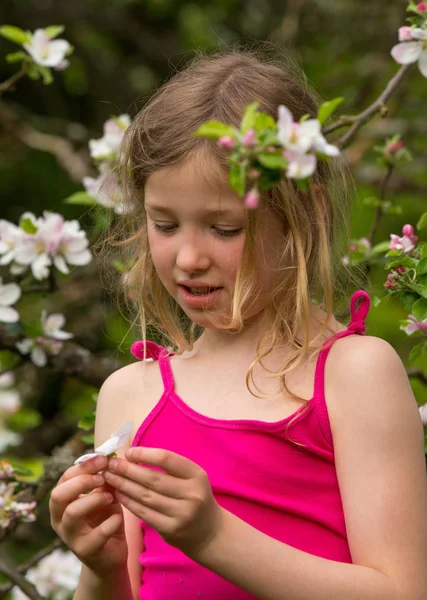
152;223;243;238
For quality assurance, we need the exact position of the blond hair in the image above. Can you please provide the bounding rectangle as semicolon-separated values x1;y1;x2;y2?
100;45;364;446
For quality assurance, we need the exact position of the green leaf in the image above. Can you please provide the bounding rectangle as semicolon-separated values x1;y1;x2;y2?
240;102;259;134
78;412;95;431
408;342;427;364
258;152;287;170
385;256;417;270
370;240;391;256
27;63;40;80
63;191;96;206
193;121;236;140
44;26;65;39
408;284;427;299
229;162;245;197
317;97;344;125
8;408;42;430
112;261;125;273
82;433;94;445
411;298;427;322
372;295;382;307
5;51;28;63
38;65;54;85
417;213;427;231
254;112;276;132
400;292;419;312
417;258;427;276
20;217;37;234
11;465;34;477
0;26;30;46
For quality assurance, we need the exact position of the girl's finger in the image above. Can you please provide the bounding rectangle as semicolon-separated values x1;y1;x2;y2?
61;491;114;535
50;473;105;524
104;471;175;515
56;455;109;486
74;513;124;557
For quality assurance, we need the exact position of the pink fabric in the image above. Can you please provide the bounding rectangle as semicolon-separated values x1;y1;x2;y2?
131;290;370;599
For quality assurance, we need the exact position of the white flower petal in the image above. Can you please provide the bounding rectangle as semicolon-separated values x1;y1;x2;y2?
0;283;21;307
0;306;19;323
53;255;70;275
391;41;423;65
74;452;102;465
418;49;427;78
31;346;47;367
95;436;120;455
16;339;33;354
65;249;92;266
0;372;15;388
411;28;427;41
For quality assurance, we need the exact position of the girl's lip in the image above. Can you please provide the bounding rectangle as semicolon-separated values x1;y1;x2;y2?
178;285;223;309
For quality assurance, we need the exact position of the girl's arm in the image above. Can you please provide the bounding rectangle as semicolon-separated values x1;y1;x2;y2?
191;336;427;600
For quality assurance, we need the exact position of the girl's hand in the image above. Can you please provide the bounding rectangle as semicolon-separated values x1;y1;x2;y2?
49;454;128;576
104;447;224;558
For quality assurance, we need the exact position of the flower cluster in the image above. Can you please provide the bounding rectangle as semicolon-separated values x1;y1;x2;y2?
0;25;73;85
0;461;36;530
342;237;372;266
16;310;73;367
0;211;92;281
11;549;81;600
374;135;412;169
389;223;419;254
81;114;131;214
0;373;21;452
391;2;427;77
197;99;341;210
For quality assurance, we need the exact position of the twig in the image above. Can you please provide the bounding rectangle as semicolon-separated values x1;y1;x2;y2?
324;64;412;147
0;63;28;94
0;327;119;388
0;538;64;596
0;102;90;181
0;558;43;600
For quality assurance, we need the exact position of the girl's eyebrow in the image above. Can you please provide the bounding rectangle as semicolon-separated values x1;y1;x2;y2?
145;204;239;218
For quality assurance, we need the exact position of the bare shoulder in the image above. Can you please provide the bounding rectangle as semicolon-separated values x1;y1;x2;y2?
325;333;419;438
94;359;162;451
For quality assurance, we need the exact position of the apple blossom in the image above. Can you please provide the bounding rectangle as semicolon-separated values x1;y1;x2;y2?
11;549;81;600
391;27;427;78
16;310;73;367
88;114;131;160
243;189;260;209
0;278;21;323
419;403;427;426
283;149;317;180
0;429;22;453
23;28;71;69
401;314;427;335
74;420;133;464
277;105;321;153
389;224;418;253
242;128;257;146
0;212;92;281
83;162;126;214
0;481;36;529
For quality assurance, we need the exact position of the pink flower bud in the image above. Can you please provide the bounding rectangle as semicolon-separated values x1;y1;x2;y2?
402;224;414;237
398;26;413;41
385;139;403;155
217;136;235;149
349;244;357;251
244;189;260;209
249;169;260;179
242;129;257;146
417;1;427;12
394;265;406;275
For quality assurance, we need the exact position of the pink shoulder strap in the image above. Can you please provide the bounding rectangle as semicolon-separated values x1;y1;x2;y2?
312;289;370;443
130;340;175;394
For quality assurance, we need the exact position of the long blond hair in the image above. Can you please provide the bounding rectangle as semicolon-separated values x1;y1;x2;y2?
101;45;364;445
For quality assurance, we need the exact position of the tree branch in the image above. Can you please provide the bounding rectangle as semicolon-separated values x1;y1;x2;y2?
0;557;43;600
0;64;29;94
324;64;412;147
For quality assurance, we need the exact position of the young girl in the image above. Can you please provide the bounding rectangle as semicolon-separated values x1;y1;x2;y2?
49;49;427;600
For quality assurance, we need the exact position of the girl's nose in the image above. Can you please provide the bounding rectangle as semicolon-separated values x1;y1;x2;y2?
175;233;211;273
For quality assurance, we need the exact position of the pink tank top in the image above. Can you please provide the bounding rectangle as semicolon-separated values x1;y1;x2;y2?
130;289;370;600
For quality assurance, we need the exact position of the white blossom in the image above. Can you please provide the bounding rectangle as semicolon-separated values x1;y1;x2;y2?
88;114;131;159
391;27;427;78
16;311;73;367
0;212;92;281
0;278;21;323
0;372;20;414
11;549;81;600
83;162;126;214
23;29;71;69
0;428;22;453
74;421;133;464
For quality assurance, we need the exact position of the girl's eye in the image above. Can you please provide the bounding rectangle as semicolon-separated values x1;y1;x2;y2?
152;223;243;238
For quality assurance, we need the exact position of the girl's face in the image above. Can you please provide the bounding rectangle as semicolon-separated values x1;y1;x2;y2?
144;159;284;328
